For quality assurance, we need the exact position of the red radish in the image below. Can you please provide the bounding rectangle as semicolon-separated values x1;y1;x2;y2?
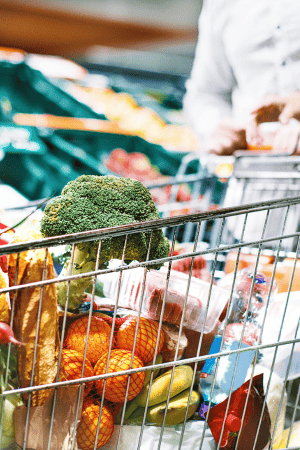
0;322;23;345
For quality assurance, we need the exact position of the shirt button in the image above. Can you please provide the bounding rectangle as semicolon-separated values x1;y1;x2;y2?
277;25;280;29
282;61;286;66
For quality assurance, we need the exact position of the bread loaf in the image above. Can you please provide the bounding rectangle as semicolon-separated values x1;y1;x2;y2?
8;228;59;406
0;267;10;323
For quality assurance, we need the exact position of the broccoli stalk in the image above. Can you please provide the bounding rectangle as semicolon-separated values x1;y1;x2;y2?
41;175;170;310
57;242;98;310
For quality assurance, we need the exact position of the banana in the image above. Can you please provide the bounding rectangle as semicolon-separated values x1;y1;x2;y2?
143;354;163;386
125;406;146;424
136;365;194;407
146;389;200;426
115;354;163;424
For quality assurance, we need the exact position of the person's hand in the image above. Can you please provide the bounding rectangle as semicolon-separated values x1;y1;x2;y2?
206;119;247;156
246;92;300;152
251;92;300;126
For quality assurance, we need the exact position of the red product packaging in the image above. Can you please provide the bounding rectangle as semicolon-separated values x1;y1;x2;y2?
206;373;271;450
0;222;15;272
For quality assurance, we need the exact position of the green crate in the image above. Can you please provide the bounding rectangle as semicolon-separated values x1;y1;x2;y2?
0;123;47;154
0;61;107;122
0;148;91;201
48;129;199;177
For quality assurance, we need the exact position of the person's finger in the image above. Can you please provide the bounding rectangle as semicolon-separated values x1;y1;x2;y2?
278;104;294;124
245;118;263;146
272;124;300;154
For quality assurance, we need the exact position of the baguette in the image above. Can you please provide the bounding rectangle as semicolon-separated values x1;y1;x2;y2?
0;267;10;323
8;228;59;406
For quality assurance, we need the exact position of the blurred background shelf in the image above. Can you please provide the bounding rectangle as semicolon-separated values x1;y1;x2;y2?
0;0;202;77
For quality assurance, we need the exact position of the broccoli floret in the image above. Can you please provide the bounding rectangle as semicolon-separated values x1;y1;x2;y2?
40;175;170;309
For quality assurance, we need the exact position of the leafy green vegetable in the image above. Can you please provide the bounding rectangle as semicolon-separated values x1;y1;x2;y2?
41;175;170;309
0;345;23;449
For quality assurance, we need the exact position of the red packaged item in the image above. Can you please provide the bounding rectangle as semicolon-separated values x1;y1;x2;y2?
206;373;271;450
146;285;188;326
0;222;15;272
143;269;228;334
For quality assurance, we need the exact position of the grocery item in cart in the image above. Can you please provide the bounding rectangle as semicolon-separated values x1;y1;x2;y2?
214;270;277;396
7;227;59;407
40;174;170;310
103;266;229;333
64;314;112;365
116;315;165;364
206;373;271;450
144;269;229;334
76;396;114;450
0;267;9;323
94;349;145;403
160;323;188;362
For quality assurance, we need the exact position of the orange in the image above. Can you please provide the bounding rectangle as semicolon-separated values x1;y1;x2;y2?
61;349;94;397
64;315;111;365
116;315;164;364
94;349;145;403
76;397;114;450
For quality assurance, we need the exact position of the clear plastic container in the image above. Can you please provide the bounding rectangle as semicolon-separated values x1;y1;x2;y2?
103;267;229;334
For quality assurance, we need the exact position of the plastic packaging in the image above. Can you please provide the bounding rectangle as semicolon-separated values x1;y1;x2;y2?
160;323;188;362
199;334;227;411
143;269;229;333
215;270;277;395
101;265;229;334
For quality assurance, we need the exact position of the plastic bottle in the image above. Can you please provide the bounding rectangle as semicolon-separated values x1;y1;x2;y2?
200;269;277;412
215;270;277;395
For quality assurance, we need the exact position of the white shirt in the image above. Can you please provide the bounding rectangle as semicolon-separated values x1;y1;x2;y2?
183;0;300;144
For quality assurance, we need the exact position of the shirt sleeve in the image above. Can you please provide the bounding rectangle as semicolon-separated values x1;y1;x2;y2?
182;0;237;144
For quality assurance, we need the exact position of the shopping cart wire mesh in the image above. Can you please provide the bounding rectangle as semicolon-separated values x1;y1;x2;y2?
0;187;300;449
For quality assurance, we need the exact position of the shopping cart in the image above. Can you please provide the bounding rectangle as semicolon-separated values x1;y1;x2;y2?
0;187;300;450
146;152;229;244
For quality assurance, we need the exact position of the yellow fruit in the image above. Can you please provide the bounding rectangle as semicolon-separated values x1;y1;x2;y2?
64;315;111;365
146;389;200;426
61;349;94;397
76;397;114;450
94;349;145;403
137;365;194;407
116;315;164;364
144;353;163;386
116;354;163;425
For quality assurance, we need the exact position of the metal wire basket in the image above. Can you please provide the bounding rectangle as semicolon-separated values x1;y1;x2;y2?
0;189;300;450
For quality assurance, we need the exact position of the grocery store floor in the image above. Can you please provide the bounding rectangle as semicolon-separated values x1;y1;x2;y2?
0;0;203;76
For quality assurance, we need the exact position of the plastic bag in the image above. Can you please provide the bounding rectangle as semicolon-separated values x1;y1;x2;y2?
102;422;216;450
260;291;300;380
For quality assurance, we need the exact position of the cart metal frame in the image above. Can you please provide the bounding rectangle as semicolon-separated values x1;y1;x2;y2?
0;191;300;449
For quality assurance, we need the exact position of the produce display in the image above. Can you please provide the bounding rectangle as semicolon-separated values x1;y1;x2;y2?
65;84;201;152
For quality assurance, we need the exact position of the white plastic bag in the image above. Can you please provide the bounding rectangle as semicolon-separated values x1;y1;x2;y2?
260;291;300;380
102;422;216;450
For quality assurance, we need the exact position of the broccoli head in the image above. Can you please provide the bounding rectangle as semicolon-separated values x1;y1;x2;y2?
41;175;170;309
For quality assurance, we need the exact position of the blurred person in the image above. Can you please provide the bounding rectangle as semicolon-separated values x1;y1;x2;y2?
183;0;300;156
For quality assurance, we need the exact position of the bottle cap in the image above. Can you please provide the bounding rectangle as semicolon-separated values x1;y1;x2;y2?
226;414;241;432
